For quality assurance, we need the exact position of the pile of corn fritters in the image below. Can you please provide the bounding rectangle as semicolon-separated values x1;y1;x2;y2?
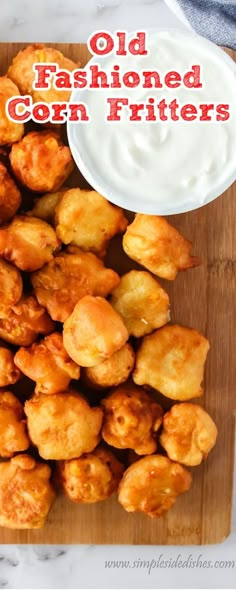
0;44;217;530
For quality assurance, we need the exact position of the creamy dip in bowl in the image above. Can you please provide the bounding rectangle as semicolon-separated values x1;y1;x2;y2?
67;29;236;214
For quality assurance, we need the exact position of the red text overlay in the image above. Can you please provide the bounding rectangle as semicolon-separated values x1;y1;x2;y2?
6;31;231;124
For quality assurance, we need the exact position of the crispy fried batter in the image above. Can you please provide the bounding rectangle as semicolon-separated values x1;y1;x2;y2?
0;391;29;458
25;391;103;460
14;332;80;395
56;446;124;503
0;77;24;145
29;189;67;224
0;163;21;225
84;343;135;389
10;131;74;192
123;214;200;280
55;188;128;257
31;247;120;322
8;44;78;104
102;384;163;455
0;258;22;311
0;454;55;529
0;347;21;387
110;270;170;337
0;43;215;529
133;324;210;401
63;296;129;367
0;294;54;346
0;216;60;271
118;455;192;518
160;403;218;466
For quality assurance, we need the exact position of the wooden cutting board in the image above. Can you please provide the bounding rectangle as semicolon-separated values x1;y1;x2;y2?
0;43;235;545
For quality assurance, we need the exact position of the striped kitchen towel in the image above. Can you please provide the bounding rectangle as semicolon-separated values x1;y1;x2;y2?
165;0;236;49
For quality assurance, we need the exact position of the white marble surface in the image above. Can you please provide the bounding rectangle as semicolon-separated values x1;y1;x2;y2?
0;1;235;588
0;0;187;43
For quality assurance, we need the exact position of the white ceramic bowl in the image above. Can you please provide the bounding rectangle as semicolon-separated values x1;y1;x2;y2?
67;29;236;215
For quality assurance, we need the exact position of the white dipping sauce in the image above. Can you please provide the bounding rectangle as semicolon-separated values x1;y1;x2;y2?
68;30;236;214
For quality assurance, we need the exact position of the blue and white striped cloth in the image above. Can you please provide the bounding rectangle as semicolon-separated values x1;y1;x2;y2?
165;0;236;49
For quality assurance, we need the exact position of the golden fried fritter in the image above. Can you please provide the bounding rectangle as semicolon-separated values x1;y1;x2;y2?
84;343;135;389
14;332;80;395
55;188;128;257
102;384;163;455
0;216;60;271
118;455;192;518
63;296;129;367
10;131;74;193
123;214;200;280
25;391;103;460
110;270;170;337
0;454;55;529
0;347;21;387
133;324;210;401
0;294;54;346
8;44;78;104
160;403;218;466
29;189;67;224
56;446;124;504
0;163;21;225
0;391;29;458
0;77;24;145
31;247;120;322
0;258;22;311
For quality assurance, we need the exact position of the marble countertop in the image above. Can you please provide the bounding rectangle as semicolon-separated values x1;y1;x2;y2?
0;1;235;588
0;0;190;43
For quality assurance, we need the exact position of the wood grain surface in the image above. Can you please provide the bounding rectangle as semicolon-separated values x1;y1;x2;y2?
0;43;235;545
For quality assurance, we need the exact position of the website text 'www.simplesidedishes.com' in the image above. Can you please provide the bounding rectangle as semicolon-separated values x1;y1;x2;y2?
104;555;235;575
